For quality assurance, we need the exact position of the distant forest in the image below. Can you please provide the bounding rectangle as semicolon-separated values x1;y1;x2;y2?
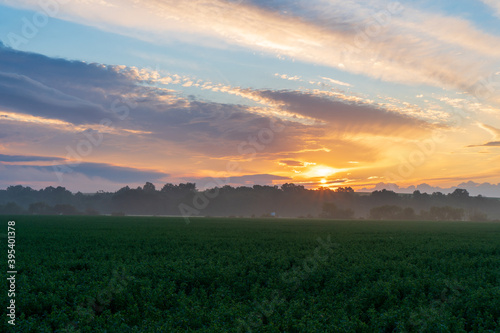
1;183;499;221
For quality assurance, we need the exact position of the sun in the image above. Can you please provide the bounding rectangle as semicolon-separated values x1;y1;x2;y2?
320;179;327;184
313;166;338;177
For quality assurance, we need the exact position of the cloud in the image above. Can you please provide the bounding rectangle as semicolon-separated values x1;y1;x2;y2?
0;154;64;162
0;43;148;125
0;162;168;184
49;162;168;183
0;43;445;196
320;77;352;87
480;0;500;17
191;173;291;189
482;141;500;146
0;71;116;124
279;160;305;167
255;90;434;137
3;0;499;97
0;42;139;93
468;141;500;147
1;39;489;192
0;44;310;161
468;124;500;147
274;73;302;81
479;124;500;138
0;44;313;157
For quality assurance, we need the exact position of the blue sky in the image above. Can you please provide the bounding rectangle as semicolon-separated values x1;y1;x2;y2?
0;0;500;195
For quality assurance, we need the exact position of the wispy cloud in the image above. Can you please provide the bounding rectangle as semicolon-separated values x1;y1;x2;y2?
4;0;499;97
479;124;500;138
0;161;168;183
274;73;302;81
254;90;435;137
0;161;169;192
0;154;65;162
278;160;307;167
320;77;352;87
49;162;169;183
480;0;500;17
0;71;116;124
191;174;291;189
468;124;500;147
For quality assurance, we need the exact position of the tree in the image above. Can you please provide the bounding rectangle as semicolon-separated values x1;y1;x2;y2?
431;192;445;198
281;183;305;192
371;189;399;202
179;183;196;192
468;210;488;222
429;206;464;221
413;190;431;202
53;204;79;215
369;205;403;220
143;182;156;192
401;207;416;220
29;202;53;215
116;186;131;194
0;202;25;215
335;187;354;193
449;189;469;199
321;202;354;219
161;183;175;192
322;202;337;217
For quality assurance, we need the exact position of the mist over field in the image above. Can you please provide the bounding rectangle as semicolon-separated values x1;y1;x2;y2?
1;183;500;221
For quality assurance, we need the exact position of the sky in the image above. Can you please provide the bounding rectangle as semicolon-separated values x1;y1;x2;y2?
0;0;500;195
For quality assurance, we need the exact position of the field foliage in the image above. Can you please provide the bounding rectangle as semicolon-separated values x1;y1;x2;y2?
2;216;500;332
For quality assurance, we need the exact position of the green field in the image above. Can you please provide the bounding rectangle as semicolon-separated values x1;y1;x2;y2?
3;216;500;332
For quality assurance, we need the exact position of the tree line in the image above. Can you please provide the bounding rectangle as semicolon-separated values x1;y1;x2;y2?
0;183;498;221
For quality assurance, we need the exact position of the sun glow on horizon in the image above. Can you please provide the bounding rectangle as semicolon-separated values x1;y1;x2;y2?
0;0;500;194
311;166;340;178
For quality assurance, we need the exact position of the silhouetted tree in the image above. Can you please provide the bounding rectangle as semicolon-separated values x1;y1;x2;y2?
321;202;354;219
335;187;354;193
370;189;399;205
428;206;464;221
449;189;469;199
401;207;416;220
53;204;79;215
0;183;498;219
29;202;53;215
281;183;305;192
370;205;403;220
468;210;488;222
143;182;156;192
0;202;25;215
